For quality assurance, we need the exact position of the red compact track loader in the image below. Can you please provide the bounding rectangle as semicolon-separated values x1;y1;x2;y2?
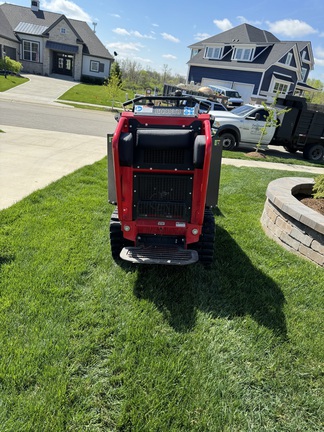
107;95;222;265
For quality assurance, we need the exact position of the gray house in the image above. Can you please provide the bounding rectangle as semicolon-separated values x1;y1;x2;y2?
187;24;315;103
0;1;114;81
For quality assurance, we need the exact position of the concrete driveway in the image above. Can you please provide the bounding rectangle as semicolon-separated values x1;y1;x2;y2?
0;73;78;104
0;75;108;209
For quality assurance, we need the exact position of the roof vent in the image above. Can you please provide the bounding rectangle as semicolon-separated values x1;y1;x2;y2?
31;0;40;12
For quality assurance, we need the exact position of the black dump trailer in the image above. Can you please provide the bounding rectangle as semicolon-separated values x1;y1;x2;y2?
274;95;324;161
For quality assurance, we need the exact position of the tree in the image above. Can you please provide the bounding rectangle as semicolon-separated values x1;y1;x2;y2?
106;74;121;110
305;78;324;104
109;61;122;86
256;93;291;152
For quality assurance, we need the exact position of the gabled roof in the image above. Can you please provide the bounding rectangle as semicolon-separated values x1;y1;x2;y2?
44;15;83;43
189;23;280;49
0;3;113;60
188;23;313;74
0;7;17;42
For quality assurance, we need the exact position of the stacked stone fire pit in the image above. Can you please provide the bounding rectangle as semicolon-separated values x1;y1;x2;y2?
261;177;324;267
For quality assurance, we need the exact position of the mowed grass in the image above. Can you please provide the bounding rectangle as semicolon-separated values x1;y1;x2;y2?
0;161;323;431
222;147;324;167
58;83;131;107
0;75;29;92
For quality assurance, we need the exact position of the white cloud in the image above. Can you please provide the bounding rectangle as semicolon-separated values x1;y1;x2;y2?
113;28;130;36
132;30;155;39
314;47;324;58
213;19;233;32
266;19;317;38
162;54;177;60
43;0;92;22
314;57;324;66
194;33;211;41
106;41;144;52
112;28;154;39
236;16;262;26
133;56;152;64
110;14;121;18
161;33;180;43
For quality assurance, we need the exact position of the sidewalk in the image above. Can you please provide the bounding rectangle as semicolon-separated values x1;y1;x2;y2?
1;75;324;210
221;157;324;174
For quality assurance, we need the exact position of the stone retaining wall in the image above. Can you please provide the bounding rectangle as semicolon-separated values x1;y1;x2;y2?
261;177;324;267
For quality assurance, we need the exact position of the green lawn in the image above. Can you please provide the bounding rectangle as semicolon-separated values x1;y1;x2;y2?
57;83;131;108
0;75;28;92
223;147;324;167
1;161;323;431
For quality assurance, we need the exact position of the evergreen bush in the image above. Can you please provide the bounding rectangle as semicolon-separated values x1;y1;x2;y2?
313;174;324;199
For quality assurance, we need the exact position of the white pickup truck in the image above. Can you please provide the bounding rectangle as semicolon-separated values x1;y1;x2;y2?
209;104;277;151
209;95;324;161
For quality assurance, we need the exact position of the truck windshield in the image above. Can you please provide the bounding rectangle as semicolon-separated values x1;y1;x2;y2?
227;91;241;98
231;105;256;117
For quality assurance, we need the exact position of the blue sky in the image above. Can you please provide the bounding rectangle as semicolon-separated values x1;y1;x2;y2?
5;0;324;80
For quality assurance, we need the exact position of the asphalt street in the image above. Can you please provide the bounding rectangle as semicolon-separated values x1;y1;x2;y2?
0;74;115;209
1;74;324;210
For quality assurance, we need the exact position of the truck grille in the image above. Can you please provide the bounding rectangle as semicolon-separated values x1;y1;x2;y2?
133;174;193;220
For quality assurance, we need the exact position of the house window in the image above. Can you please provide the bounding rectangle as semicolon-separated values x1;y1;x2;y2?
273;81;289;94
285;52;293;66
90;60;99;72
205;46;223;59
191;48;199;58
301;67;307;81
60;28;67;34
233;47;254;61
23;40;39;62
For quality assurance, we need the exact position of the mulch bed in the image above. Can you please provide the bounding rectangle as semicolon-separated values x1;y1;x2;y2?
295;193;324;216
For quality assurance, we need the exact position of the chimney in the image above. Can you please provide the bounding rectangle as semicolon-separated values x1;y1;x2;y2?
31;1;40;12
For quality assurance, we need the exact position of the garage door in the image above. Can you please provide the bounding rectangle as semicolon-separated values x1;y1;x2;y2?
233;83;254;104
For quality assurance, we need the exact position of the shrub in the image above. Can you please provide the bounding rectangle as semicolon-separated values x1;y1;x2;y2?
313;174;324;199
80;75;105;85
0;57;23;74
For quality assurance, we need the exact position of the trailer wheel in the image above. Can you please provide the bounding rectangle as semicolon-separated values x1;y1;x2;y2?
109;209;132;260
303;143;324;162
189;208;215;266
220;133;236;150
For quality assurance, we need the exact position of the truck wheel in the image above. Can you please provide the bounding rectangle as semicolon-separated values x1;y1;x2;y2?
220;133;236;150
303;143;324;162
109;208;132;260
189;208;215;266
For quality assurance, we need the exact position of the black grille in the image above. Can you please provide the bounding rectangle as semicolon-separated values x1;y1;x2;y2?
134;174;193;220
143;148;186;165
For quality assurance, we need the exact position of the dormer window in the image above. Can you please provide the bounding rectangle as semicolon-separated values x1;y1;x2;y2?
301;67;307;81
204;46;223;60
191;48;199;58
232;47;254;61
285;52;293;66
